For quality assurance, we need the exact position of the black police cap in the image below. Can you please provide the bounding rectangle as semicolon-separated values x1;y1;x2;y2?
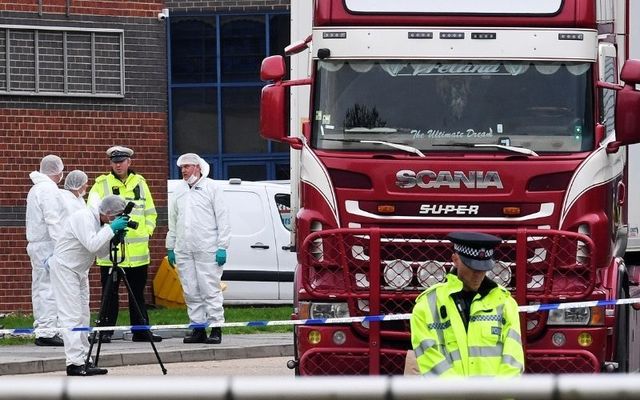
447;231;502;271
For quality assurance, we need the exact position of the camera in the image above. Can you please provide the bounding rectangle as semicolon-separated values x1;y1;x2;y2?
111;201;137;246
121;201;139;230
157;8;169;21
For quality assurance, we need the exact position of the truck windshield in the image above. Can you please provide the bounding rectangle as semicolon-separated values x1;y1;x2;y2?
312;60;594;154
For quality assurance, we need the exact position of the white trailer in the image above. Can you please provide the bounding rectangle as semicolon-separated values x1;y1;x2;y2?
627;0;640;254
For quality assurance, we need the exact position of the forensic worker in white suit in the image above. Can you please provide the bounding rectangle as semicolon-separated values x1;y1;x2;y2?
26;154;66;347
166;153;231;345
60;169;88;215
49;195;129;376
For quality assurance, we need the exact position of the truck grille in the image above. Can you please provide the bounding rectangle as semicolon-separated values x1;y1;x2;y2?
526;349;599;373
300;348;408;375
299;349;600;375
300;228;596;373
302;228;595;303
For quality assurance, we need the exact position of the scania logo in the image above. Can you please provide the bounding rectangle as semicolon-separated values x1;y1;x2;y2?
396;170;504;189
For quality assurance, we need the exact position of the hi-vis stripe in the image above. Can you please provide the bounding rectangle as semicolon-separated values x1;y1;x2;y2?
2;298;639;337
423;290;456;375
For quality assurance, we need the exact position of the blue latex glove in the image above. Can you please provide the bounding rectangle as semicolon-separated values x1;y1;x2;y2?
110;216;128;233
167;249;176;266
216;248;227;267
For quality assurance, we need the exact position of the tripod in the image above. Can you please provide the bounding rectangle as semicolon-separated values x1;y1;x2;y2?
86;230;167;375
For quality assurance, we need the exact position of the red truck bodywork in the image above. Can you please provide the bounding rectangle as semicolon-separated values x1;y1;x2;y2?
260;0;640;374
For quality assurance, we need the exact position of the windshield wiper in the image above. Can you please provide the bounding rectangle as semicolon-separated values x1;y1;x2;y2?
361;140;426;157
344;127;398;133
433;143;539;157
324;138;426;157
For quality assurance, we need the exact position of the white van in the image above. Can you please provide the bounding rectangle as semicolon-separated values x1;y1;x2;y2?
167;179;294;304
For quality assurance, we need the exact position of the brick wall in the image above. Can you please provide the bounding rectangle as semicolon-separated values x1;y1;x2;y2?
0;109;167;312
0;1;163;18
167;0;290;13
0;1;167;314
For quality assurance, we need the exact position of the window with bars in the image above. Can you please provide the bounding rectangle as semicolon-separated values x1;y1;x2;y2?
0;25;124;97
168;13;291;181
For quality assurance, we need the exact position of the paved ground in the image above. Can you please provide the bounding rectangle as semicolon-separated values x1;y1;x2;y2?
0;330;293;376
12;357;294;376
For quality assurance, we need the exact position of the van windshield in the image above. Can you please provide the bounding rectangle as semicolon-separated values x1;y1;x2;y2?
312;60;594;154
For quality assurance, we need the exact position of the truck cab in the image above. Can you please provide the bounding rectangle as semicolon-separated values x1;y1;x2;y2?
260;0;640;374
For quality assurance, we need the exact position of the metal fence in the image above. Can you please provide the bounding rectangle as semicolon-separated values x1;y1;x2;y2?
298;228;597;374
2;375;640;399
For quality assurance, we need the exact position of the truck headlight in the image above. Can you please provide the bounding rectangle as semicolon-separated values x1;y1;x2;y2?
417;261;446;288
383;260;413;290
299;302;350;319
547;307;604;326
487;261;512;287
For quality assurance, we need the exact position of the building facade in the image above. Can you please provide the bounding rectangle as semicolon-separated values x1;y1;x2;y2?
0;0;290;313
167;0;291;180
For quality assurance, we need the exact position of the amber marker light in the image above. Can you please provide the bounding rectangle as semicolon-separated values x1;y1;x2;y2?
577;332;593;347
589;307;605;325
502;207;521;217
377;204;396;214
308;330;321;345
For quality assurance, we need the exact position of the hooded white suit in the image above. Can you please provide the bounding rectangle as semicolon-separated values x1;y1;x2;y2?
49;206;114;366
26;171;66;338
60;189;86;216
166;156;231;325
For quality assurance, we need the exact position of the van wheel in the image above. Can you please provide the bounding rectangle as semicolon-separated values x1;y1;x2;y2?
616;283;630;372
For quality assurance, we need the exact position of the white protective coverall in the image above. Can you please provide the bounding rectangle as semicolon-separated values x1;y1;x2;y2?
60;189;86;216
49;207;114;366
26;171;66;338
166;159;231;326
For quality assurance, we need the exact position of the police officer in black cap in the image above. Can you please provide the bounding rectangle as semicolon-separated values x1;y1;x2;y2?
409;232;524;377
87;146;160;343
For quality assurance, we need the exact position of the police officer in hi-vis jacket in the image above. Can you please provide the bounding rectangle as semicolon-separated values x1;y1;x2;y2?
410;232;524;377
87;146;161;343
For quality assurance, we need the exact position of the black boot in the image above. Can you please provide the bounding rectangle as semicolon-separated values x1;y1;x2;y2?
132;331;163;342
183;328;206;344
206;327;222;344
66;364;108;376
34;336;64;347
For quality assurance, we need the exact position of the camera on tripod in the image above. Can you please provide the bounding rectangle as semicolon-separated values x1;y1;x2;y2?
89;198;168;375
111;202;138;246
121;201;139;230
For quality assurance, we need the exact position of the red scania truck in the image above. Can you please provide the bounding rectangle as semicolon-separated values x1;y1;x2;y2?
260;0;640;374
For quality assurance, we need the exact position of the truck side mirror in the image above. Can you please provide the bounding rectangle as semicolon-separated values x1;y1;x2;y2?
259;54;311;149
614;60;640;146
260;83;287;142
260;56;288;143
260;55;286;82
260;83;303;149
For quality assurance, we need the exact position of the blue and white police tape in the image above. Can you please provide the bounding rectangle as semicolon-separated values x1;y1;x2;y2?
518;297;640;313
2;297;640;337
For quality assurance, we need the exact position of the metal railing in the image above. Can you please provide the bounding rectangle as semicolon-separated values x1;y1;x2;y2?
1;375;640;399
298;227;597;374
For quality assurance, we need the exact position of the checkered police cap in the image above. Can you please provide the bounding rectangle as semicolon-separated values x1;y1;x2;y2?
107;146;133;162
447;231;502;271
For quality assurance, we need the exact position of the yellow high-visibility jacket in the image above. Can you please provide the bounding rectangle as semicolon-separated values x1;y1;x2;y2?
410;273;524;377
88;171;157;267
